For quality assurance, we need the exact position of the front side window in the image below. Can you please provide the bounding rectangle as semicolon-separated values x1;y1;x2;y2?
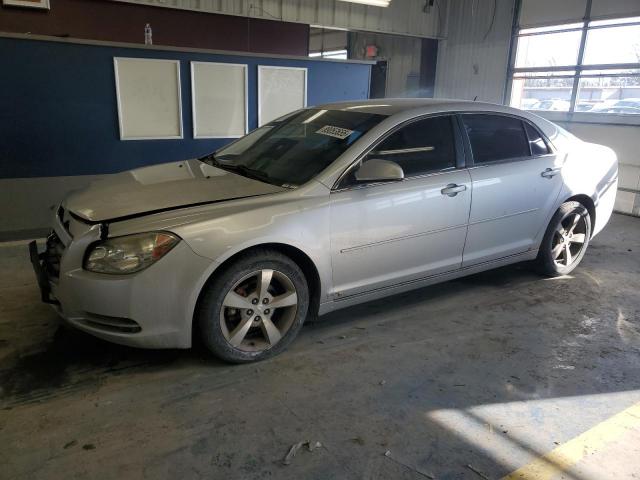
367;115;456;177
462;114;530;164
203;109;385;187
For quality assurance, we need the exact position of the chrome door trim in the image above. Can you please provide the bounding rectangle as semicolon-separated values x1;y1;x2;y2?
463;152;558;170
375;146;435;155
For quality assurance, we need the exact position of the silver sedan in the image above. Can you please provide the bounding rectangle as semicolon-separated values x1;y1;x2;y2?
30;99;618;362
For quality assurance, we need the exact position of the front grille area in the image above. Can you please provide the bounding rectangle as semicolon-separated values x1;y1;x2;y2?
82;313;142;334
43;231;65;278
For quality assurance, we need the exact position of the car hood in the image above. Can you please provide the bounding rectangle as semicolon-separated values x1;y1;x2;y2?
64;159;286;223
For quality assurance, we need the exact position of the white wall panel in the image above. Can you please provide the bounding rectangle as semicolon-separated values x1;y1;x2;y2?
114;57;183;140
191;62;248;138
258;66;307;126
434;0;515;103
112;0;444;38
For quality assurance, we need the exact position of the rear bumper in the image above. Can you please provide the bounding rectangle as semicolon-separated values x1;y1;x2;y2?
29;210;214;349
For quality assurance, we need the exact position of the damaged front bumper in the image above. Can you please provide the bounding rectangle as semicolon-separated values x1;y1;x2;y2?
27;205;212;349
29;237;59;305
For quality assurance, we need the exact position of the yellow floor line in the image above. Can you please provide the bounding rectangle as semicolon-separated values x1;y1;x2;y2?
501;401;640;480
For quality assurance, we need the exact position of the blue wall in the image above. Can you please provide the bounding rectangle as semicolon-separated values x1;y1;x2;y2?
0;37;371;178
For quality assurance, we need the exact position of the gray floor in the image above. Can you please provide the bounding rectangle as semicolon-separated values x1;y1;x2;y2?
1;214;639;480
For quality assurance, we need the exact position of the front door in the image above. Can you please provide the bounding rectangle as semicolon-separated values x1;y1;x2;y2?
329;114;472;299
460;113;564;266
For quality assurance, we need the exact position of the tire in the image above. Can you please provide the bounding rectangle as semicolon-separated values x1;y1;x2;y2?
197;249;309;363
535;201;592;277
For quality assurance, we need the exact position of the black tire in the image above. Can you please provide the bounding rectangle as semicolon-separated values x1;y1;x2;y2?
197;249;309;363
535;201;591;277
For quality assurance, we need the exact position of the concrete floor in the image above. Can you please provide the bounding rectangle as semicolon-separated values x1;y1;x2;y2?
1;213;639;480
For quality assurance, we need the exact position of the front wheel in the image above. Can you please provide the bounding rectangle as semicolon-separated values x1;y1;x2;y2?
197;249;309;363
535;201;591;277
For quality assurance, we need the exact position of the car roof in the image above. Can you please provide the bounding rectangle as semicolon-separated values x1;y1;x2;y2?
316;98;525;116
315;97;563;142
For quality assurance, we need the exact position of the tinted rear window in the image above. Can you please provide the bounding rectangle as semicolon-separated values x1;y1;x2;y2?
462;114;530;164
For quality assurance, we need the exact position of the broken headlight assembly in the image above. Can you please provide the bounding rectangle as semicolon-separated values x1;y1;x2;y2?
84;232;180;274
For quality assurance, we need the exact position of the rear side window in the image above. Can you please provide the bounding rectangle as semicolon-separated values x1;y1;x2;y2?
462;114;530;164
524;122;551;156
368;115;456;177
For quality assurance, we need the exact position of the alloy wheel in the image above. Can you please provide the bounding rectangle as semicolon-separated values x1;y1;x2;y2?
552;213;587;267
219;269;298;352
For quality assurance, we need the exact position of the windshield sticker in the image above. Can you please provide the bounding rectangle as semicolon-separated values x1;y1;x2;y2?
316;125;354;139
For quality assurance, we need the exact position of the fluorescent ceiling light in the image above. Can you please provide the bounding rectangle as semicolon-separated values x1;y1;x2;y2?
337;0;391;7
345;104;390;109
302;110;328;124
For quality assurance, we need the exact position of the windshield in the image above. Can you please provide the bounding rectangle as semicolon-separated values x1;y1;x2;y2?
201;109;386;187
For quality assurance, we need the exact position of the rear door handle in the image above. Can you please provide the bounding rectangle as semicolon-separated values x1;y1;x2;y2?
541;168;561;178
441;184;467;197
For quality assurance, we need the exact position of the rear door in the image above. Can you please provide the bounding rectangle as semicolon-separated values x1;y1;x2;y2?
460;113;564;266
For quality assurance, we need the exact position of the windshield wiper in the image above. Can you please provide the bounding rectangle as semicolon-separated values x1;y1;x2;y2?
232;165;274;184
209;159;272;183
204;156;282;187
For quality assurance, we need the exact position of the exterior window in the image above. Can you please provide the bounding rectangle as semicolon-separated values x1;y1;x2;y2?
309;49;348;59
524;122;550;155
509;16;640;117
462;115;529;164
368;116;456;177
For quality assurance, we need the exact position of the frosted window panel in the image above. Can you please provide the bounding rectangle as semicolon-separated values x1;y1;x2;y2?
258;66;307;126
191;62;247;138
114;58;182;140
583;23;640;65
515;30;582;68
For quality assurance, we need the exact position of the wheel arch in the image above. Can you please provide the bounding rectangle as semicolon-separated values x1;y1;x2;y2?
192;242;322;329
564;194;596;236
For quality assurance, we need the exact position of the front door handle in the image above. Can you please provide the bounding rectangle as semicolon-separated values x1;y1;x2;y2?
541;168;561;178
441;183;467;197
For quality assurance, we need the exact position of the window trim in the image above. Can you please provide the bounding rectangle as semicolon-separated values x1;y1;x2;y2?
523;120;552;157
505;4;640;127
457;112;556;168
331;113;465;191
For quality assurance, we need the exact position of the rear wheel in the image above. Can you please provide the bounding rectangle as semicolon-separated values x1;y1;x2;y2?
197;249;309;363
535;201;591;277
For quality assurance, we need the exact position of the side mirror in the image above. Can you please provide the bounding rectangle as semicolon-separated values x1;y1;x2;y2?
354;159;404;183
